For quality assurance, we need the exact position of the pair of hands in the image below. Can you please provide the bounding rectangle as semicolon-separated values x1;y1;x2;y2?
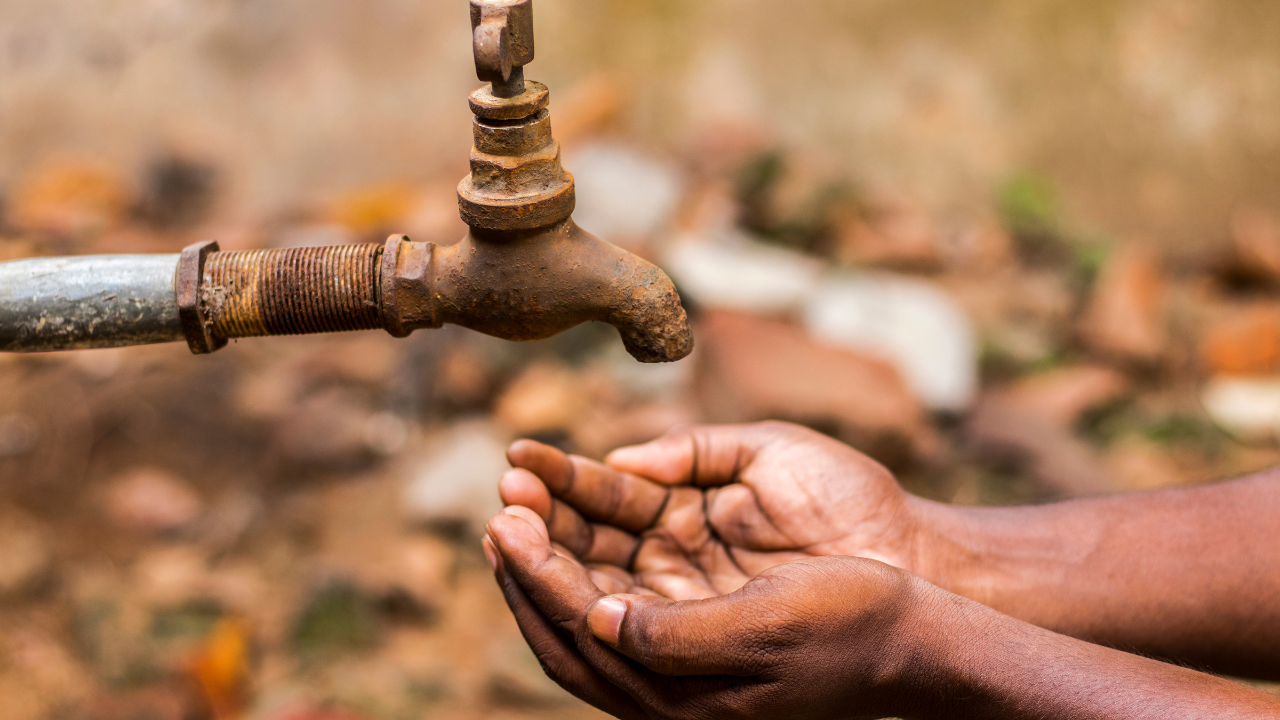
482;422;955;720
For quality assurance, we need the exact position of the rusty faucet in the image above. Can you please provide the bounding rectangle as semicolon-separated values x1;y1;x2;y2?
0;0;693;363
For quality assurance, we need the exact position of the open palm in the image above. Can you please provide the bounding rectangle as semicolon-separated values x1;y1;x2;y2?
499;422;923;600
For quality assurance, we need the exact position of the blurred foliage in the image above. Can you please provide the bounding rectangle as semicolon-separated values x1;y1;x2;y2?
150;600;224;642
1080;400;1228;457
999;172;1060;239
291;583;381;662
735;150;854;256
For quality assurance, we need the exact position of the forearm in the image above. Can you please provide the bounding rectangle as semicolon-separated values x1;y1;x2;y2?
909;469;1280;677
899;592;1280;720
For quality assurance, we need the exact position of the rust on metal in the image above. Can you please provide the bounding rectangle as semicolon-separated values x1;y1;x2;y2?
200;245;384;338
182;0;694;363
178;240;226;355
470;0;534;97
11;0;693;364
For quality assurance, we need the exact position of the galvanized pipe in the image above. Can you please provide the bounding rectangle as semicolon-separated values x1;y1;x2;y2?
0;245;392;354
0;255;184;352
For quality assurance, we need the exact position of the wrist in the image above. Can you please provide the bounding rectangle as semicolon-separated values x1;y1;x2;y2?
874;575;997;719
900;496;985;600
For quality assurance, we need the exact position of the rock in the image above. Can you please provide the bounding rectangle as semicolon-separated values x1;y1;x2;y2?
663;234;826;314
964;365;1131;497
1228;207;1280;283
493;363;594;437
1203;376;1280;442
402;421;509;529
0;625;93;715
0;506;53;596
997;365;1131;429
939;215;1015;270
132;546;210;606
695;310;936;465
803;273;979;412
1079;245;1168;364
833;196;943;271
1201;304;1280;376
104;468;204;535
966;392;1114;497
565;142;681;249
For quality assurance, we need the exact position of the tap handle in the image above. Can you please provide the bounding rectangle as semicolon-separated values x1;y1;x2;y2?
471;0;534;97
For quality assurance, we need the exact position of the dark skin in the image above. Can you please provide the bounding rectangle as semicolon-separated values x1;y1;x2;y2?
485;421;1280;719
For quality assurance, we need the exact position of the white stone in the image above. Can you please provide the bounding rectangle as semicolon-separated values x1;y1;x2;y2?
402;420;509;528
1203;376;1280;442
663;234;826;314
566;143;681;243
803;272;978;412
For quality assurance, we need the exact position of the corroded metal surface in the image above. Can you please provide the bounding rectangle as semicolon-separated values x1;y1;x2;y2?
178;240;226;354
383;220;693;363
202;245;384;338
0;255;183;351
456;106;576;231
470;0;534;97
0;0;694;364
452;0;693;361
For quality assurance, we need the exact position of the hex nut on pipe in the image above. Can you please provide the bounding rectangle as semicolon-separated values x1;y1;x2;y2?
178;240;226;355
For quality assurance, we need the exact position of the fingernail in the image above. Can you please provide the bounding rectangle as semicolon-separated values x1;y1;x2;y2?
482;537;499;571
588;597;627;646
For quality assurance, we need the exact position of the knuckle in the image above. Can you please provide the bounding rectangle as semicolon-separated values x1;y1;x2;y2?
528;638;566;679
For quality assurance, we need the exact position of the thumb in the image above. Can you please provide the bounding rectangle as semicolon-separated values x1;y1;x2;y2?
587;592;768;677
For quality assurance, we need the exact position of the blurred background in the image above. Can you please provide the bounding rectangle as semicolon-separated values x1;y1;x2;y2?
3;1;1280;718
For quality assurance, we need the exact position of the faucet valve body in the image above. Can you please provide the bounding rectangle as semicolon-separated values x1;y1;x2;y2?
457;84;575;232
0;0;693;363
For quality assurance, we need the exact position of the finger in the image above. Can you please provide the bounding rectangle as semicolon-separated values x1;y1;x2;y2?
487;513;659;691
543;497;641;568
501;506;550;543
606;423;786;487
488;539;647;719
588;565;635;595
499;468;552;519
500;472;624;561
586;592;772;678
509;440;670;531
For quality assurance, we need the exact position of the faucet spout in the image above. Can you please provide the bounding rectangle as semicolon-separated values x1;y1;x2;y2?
381;221;692;363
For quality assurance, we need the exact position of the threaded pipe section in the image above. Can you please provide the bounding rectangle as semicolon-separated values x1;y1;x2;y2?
201;245;384;339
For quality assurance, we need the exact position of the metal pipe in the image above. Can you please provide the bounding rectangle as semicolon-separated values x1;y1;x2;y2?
0;255;183;352
0;0;694;363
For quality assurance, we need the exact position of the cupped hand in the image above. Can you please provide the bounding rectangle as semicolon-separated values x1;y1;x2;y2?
483;507;944;720
497;421;928;601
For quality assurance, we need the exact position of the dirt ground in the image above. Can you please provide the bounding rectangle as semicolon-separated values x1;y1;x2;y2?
3;1;1280;718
